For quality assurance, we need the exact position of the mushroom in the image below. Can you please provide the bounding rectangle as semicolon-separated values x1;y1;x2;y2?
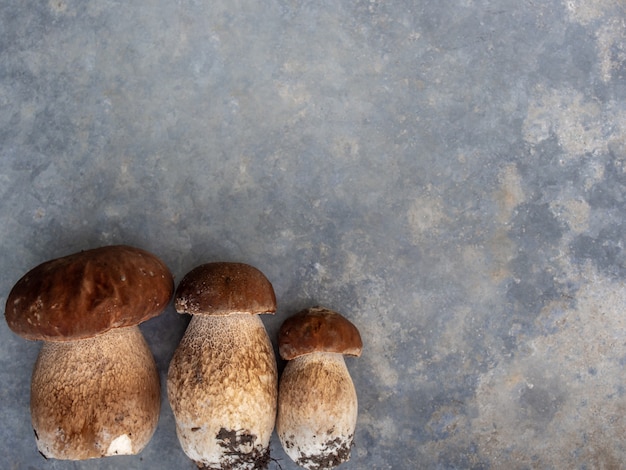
276;306;363;470
4;245;173;460
167;262;278;469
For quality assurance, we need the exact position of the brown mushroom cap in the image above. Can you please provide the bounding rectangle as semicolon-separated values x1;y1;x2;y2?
174;262;276;316
5;245;174;341
278;306;363;360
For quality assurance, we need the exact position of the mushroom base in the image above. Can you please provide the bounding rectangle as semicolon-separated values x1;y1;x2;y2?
30;325;161;460
277;352;358;470
167;314;277;470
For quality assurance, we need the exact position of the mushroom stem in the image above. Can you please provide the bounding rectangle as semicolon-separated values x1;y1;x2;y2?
277;352;358;470
167;313;277;469
31;325;160;460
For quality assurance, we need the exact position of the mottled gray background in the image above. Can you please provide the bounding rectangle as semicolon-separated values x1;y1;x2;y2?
1;0;626;469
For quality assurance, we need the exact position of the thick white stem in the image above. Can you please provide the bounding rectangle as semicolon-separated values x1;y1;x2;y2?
30;325;160;460
277;352;358;470
167;314;277;469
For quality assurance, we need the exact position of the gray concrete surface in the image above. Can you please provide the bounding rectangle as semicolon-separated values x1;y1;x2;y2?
2;0;626;468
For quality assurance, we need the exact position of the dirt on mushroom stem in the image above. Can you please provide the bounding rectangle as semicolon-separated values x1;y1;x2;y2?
194;427;271;470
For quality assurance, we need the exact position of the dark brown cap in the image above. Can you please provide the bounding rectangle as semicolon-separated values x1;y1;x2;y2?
174;262;276;316
5;245;174;341
278;306;362;360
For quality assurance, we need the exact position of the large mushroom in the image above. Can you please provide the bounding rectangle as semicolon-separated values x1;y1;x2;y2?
276;306;363;470
4;245;173;460
167;262;278;469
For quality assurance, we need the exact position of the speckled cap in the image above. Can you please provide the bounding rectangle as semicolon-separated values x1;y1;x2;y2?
174;262;276;316
5;245;174;341
278;306;363;360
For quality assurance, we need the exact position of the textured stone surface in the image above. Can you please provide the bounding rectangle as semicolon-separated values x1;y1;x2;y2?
1;1;625;468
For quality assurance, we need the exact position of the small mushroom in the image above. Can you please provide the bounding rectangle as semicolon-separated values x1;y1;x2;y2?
4;245;173;460
167;262;278;469
276;306;363;470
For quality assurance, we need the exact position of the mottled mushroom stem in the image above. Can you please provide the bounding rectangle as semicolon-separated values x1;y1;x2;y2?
167;313;277;470
31;326;161;460
277;352;358;470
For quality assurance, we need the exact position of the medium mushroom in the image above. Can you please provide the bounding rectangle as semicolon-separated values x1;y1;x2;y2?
276;306;363;470
167;262;278;469
4;245;173;460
